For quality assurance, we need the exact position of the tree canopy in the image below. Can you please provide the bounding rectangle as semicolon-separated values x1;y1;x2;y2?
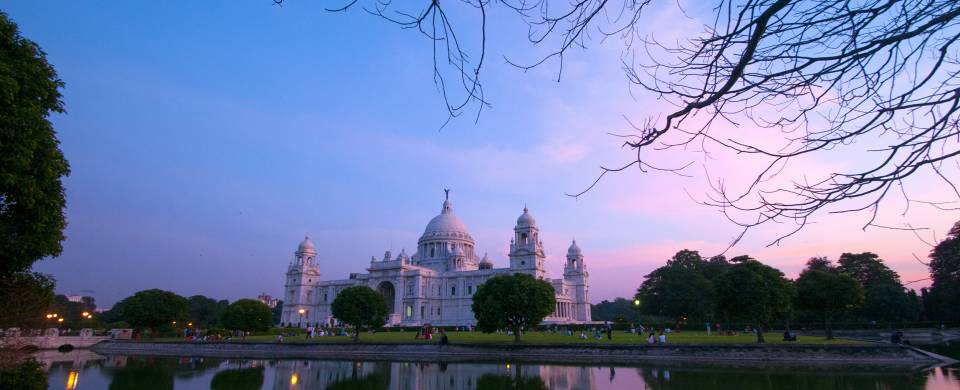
927;221;960;323
635;250;728;323
330;285;388;342
220;299;273;334
114;289;188;336
795;268;863;340
187;295;229;328
0;11;69;276
0;272;54;329
715;257;793;343
591;298;642;323
836;252;918;324
471;273;556;342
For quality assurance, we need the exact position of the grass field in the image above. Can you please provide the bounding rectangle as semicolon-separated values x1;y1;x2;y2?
155;330;857;345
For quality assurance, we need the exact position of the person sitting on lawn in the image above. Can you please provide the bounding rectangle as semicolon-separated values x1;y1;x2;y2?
783;330;797;341
580;331;587;340
647;332;655;344
658;331;666;343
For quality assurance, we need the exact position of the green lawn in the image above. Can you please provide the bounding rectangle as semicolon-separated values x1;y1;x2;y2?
155;330;857;345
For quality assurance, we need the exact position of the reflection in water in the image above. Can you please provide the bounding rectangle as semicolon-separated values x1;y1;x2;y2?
107;358;175;390
38;353;960;390
210;367;264;390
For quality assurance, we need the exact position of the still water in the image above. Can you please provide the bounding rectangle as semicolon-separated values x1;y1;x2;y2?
41;349;960;390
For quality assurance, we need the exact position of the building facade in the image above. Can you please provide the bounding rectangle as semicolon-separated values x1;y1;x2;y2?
280;192;591;327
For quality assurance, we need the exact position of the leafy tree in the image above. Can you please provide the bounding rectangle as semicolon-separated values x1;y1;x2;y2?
635;250;727;324
836;252;916;324
186;295;228;328
795;269;863;339
114;289;187;337
927;221;960;323
591;298;642;323
51;294;97;329
0;11;70;276
471;273;556;343
330;286;388;342
0;272;54;329
220;299;273;336
0;358;46;390
271;300;284;325
715;257;793;343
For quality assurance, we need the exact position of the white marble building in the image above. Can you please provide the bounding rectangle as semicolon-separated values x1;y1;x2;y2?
280;192;591;327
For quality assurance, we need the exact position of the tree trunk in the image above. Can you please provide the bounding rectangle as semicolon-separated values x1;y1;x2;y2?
513;326;521;343
353;325;360;342
824;317;833;340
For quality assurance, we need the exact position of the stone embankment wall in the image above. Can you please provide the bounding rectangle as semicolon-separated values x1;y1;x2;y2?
92;342;945;369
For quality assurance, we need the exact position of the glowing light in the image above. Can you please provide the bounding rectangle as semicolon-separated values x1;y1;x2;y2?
188;322;193;327
46;314;53;319
290;373;299;385
52;313;58;318
58;318;64;323
172;321;177;325
81;311;90;318
506;364;511;369
298;309;305;315
66;370;79;389
633;299;640;306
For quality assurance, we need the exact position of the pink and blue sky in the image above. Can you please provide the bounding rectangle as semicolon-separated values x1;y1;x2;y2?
5;2;957;307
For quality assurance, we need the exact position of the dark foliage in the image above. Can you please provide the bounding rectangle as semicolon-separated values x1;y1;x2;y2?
0;11;69;276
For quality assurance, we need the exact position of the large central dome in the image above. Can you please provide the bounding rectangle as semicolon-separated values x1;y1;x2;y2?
422;197;473;240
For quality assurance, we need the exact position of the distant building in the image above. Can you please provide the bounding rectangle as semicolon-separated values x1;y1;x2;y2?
257;293;279;308
281;191;591;327
66;295;84;303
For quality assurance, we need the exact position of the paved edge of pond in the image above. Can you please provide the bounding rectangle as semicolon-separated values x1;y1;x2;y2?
90;341;949;370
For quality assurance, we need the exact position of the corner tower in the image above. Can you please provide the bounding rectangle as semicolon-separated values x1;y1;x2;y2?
282;236;320;327
564;239;591;321
509;206;546;278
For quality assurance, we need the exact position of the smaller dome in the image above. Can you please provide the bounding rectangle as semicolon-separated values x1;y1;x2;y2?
567;239;582;256
479;253;493;269
516;206;536;227
298;236;316;253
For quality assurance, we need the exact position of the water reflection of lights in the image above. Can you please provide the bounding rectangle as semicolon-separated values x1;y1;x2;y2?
65;370;79;389
290;373;298;385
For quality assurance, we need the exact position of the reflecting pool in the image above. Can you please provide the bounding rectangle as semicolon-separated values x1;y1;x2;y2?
37;350;960;389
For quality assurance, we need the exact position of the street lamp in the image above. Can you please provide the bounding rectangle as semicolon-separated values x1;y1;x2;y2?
298;309;305;327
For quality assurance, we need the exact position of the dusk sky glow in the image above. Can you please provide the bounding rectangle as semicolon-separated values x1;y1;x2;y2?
5;1;957;307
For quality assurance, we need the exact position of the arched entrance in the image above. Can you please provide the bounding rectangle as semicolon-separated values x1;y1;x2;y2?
377;281;396;314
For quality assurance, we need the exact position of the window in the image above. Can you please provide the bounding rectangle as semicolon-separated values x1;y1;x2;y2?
468;285;473;294
430;247;435;257
324;293;328;302
420;306;425;319
406;305;413;318
451;286;456;296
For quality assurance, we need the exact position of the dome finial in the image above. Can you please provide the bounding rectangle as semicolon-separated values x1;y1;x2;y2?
444;188;450;201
